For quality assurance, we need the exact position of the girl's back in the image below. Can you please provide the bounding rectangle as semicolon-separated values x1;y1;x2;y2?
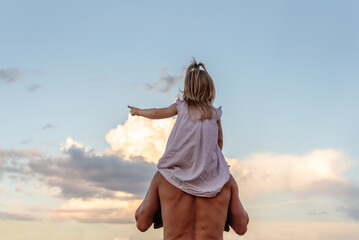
157;60;230;197
129;59;230;197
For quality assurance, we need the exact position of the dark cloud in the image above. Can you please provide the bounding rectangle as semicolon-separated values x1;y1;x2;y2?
0;211;38;221
0;148;38;179
340;207;359;220
144;67;185;93
0;68;21;84
42;123;55;129
1;144;156;199
50;208;134;224
306;179;359;199
3;144;359;222
28;84;43;92
21;138;32;145
3;144;157;199
336;188;359;221
309;179;359;221
0;148;38;161
306;211;328;215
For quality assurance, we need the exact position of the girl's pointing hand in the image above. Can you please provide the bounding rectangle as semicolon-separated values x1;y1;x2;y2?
128;105;140;116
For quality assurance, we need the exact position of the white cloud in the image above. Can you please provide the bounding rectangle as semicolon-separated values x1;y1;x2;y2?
225;221;359;240
60;137;87;152
246;199;322;209
2;113;359;224
105;114;176;164
0;192;49;222
49;196;141;224
227;149;354;199
14;179;61;198
103;115;355;202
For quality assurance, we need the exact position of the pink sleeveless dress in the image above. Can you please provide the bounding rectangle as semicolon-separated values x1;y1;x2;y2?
157;99;230;197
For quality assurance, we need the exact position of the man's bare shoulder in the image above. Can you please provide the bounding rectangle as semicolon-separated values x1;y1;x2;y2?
227;175;238;191
156;171;194;199
152;171;163;185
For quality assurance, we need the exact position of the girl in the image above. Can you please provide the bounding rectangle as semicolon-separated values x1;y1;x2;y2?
128;59;230;198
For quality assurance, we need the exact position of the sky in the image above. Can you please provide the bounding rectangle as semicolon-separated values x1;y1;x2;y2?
1;0;359;239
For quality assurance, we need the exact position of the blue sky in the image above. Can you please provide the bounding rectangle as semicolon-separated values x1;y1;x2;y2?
1;1;359;239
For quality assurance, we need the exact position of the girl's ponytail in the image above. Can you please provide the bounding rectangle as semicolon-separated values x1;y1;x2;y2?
182;58;216;120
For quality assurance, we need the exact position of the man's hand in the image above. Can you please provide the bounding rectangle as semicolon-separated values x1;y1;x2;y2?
227;175;249;235
224;220;230;232
135;172;161;232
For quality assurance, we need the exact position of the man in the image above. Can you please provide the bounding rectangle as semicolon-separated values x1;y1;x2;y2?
135;171;249;240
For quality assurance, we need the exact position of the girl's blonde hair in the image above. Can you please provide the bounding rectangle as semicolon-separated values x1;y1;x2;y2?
181;58;216;120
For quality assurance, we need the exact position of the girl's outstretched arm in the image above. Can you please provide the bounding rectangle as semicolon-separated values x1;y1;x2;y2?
128;103;177;119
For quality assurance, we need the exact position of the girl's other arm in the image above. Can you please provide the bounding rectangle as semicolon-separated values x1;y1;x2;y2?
128;103;177;119
217;119;223;150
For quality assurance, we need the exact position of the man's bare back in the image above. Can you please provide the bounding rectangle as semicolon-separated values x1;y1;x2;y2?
135;171;249;240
